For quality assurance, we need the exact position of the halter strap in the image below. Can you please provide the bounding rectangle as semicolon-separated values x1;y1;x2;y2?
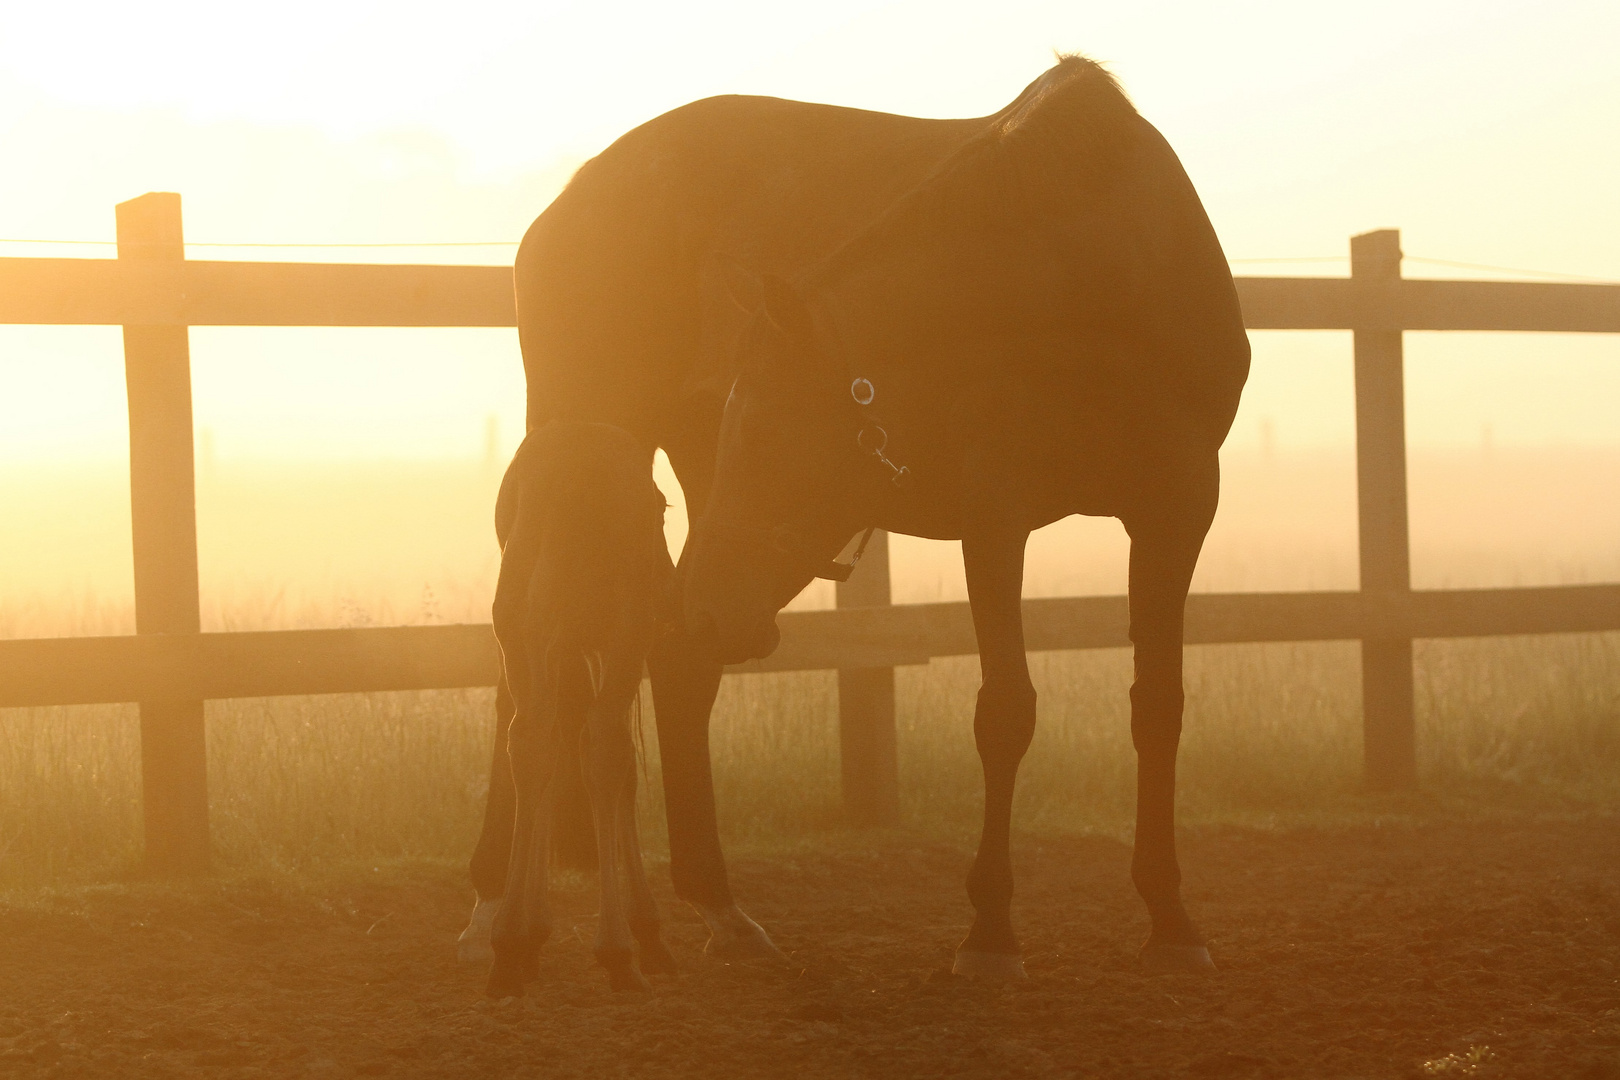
700;517;877;583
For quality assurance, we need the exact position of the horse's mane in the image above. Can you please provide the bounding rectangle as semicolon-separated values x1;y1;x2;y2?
809;55;1140;287
995;55;1138;173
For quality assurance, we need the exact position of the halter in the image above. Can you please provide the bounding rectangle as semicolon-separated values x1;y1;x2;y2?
848;376;915;489
698;302;915;583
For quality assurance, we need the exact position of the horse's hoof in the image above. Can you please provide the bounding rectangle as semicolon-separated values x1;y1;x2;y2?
693;903;786;962
637;936;680;976
1138;942;1217;974
457;898;500;964
952;949;1028;980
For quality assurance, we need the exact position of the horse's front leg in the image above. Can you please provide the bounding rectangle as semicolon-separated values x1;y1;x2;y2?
1124;476;1218;974
954;528;1037;980
647;631;782;961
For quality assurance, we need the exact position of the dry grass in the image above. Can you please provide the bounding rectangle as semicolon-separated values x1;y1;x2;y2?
3;608;1616;889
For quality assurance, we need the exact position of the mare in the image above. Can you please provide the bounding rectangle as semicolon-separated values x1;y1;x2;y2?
463;57;1115;964
683;57;1251;977
484;421;677;995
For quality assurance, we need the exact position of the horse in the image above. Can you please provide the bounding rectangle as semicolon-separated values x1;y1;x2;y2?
482;421;679;995
682;56;1251;977
462;59;1103;964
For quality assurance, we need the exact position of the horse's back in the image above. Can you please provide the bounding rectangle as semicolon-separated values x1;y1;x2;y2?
514;95;984;438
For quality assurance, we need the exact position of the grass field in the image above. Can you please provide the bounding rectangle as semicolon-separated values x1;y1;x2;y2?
2;448;1618;889
3;624;1616;890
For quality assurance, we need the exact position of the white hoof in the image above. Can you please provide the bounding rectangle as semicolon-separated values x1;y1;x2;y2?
457;897;501;964
692;903;785;962
1138;942;1216;974
952;949;1028;980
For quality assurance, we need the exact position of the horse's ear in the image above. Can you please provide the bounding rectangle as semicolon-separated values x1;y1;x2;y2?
760;275;814;340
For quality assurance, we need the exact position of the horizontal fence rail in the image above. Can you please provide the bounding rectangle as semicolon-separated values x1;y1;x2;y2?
0;257;517;327
4;584;1620;709
2;194;1618;871
5;257;1620;332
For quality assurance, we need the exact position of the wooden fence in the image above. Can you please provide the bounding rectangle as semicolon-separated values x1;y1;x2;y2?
3;192;1619;872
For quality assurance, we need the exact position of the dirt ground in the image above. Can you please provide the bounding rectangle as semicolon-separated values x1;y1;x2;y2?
2;819;1618;1080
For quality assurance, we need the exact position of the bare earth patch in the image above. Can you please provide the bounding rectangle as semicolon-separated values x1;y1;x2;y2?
2;820;1617;1079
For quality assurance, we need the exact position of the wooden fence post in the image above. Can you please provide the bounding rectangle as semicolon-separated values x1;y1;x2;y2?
835;530;900;825
118;192;211;872
1351;228;1417;789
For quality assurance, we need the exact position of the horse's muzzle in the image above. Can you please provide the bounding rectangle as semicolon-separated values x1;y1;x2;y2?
686;607;781;665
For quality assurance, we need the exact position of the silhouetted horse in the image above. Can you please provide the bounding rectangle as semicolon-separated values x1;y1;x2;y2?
481;422;677;996
465;62;1076;961
683;57;1250;976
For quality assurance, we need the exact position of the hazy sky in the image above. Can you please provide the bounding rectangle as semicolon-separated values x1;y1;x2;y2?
2;0;1617;463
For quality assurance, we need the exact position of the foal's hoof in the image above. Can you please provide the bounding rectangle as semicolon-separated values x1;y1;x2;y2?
952;949;1028;981
1138;942;1217;974
456;897;500;964
693;903;786;962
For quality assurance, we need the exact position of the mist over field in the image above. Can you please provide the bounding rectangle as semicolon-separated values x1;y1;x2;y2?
5;443;1618;637
4;439;1617;884
4;4;1620;1074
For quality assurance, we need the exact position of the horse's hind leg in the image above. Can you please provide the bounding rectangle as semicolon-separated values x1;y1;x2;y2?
1123;466;1219;974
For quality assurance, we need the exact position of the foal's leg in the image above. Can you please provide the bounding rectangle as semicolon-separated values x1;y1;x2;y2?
953;529;1037;980
620;693;678;975
485;686;557;997
1123;472;1218;974
584;650;654;991
459;674;516;963
487;641;581;996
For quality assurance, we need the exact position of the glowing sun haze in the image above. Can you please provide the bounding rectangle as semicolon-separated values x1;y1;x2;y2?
1;0;1617;464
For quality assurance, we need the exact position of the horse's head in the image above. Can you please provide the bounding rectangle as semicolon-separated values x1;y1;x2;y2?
682;277;887;664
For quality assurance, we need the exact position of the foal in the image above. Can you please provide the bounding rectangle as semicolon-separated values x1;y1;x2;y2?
484;421;678;995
